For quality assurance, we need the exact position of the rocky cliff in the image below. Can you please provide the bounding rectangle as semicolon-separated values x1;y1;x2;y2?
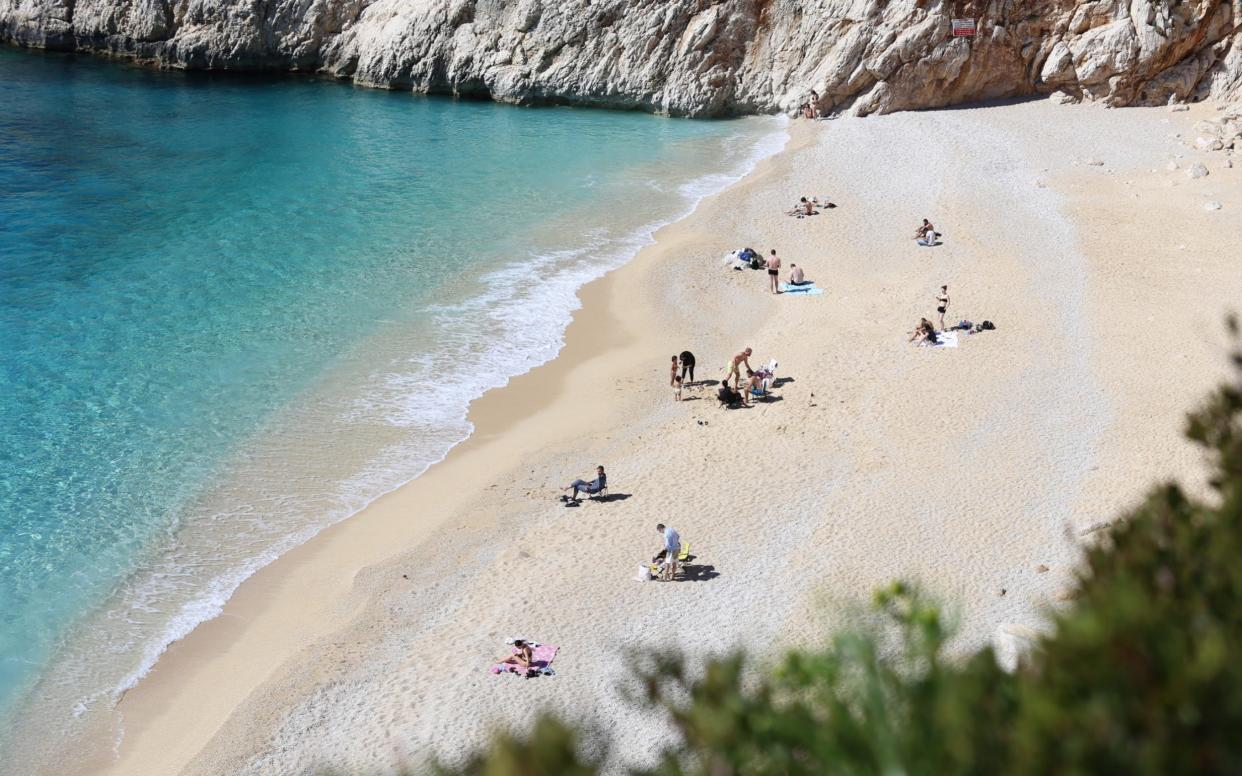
3;0;1240;116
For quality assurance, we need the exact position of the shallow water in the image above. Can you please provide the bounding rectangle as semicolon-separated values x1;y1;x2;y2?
0;48;783;755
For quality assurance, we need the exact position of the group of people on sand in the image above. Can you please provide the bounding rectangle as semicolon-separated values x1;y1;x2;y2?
670;350;696;400
913;218;940;247
909;285;950;346
798;90;821;119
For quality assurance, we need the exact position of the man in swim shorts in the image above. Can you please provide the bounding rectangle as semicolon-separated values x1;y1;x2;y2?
726;348;753;389
765;250;781;294
789;264;806;286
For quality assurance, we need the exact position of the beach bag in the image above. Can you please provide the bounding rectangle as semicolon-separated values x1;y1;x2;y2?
981;320;996;330
634;564;652;582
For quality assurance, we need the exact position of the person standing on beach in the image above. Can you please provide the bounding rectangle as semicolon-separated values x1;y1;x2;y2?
679;350;696;384
727;348;753;390
936;285;950;330
655;523;681;580
765;250;781;294
670;355;679;387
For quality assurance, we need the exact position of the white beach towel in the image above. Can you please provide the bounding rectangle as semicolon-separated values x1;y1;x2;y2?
933;331;959;348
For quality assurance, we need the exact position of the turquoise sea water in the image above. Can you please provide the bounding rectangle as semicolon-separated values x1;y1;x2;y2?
0;48;782;756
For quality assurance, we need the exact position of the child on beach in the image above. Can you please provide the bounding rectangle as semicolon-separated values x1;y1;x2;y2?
673;375;683;401
670;355;679;387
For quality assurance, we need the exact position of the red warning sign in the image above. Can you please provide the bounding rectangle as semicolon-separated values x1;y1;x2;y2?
951;18;977;36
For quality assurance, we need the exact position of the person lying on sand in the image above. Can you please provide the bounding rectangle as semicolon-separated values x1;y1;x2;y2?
789;264;806;285
726;348;753;389
562;466;606;501
908;318;938;346
498;640;534;673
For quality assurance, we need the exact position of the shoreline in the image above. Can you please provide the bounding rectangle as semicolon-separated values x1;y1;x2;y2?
53;99;1242;775
54;123;802;776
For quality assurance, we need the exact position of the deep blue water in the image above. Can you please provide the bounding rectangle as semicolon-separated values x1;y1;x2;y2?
0;48;781;738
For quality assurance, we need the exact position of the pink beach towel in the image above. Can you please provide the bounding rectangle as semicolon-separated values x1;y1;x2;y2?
490;644;560;676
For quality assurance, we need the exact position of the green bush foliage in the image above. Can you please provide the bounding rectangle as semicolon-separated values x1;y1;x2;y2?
442;320;1242;776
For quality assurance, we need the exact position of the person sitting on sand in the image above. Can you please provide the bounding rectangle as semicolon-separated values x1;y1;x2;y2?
562;465;606;501
914;218;937;245
679;350;696;383
788;197;816;217
717;381;743;407
654;523;681;580
727;348;753;389
908;318;938;346
498;639;534;673
744;371;766;404
766;250;781;294
789;264;806;286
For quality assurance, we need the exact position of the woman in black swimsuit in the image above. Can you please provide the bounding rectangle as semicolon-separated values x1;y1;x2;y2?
679;351;695;384
936;285;949;331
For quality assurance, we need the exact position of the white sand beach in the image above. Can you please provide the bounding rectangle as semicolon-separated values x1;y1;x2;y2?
69;98;1241;776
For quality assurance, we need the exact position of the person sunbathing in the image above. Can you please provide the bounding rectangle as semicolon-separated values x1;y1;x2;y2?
789;264;806;285
908;318;938;345
562;465;606;501
913;219;937;245
498;639;534;674
789;197;816;216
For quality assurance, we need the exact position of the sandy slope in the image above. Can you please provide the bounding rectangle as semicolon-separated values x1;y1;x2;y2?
86;99;1241;776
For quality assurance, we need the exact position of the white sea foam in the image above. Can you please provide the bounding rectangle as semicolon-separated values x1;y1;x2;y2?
21;118;789;752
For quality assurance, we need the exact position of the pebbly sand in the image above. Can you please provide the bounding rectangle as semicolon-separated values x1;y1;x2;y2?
74;98;1241;776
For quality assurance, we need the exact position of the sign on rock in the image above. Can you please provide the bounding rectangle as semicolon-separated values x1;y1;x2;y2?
951;18;977;36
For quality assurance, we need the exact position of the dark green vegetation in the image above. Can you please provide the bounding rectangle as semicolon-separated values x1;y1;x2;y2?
444;320;1242;776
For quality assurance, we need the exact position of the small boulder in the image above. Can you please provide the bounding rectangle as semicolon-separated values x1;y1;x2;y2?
1205;201;1222;211
1168;103;1190;112
1035;564;1049;573
1166;160;1179;171
1055;588;1077;602
1086;159;1105;166
1186;163;1209;179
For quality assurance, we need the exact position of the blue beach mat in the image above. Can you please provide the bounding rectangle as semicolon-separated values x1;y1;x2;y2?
780;283;824;296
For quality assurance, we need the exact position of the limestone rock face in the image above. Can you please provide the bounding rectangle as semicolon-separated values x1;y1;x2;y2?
3;0;1242;117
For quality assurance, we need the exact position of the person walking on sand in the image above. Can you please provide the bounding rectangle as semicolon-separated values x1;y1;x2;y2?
727;348;753;390
654;523;681;580
765;250;781;294
679;350;696;384
936;285;950;330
